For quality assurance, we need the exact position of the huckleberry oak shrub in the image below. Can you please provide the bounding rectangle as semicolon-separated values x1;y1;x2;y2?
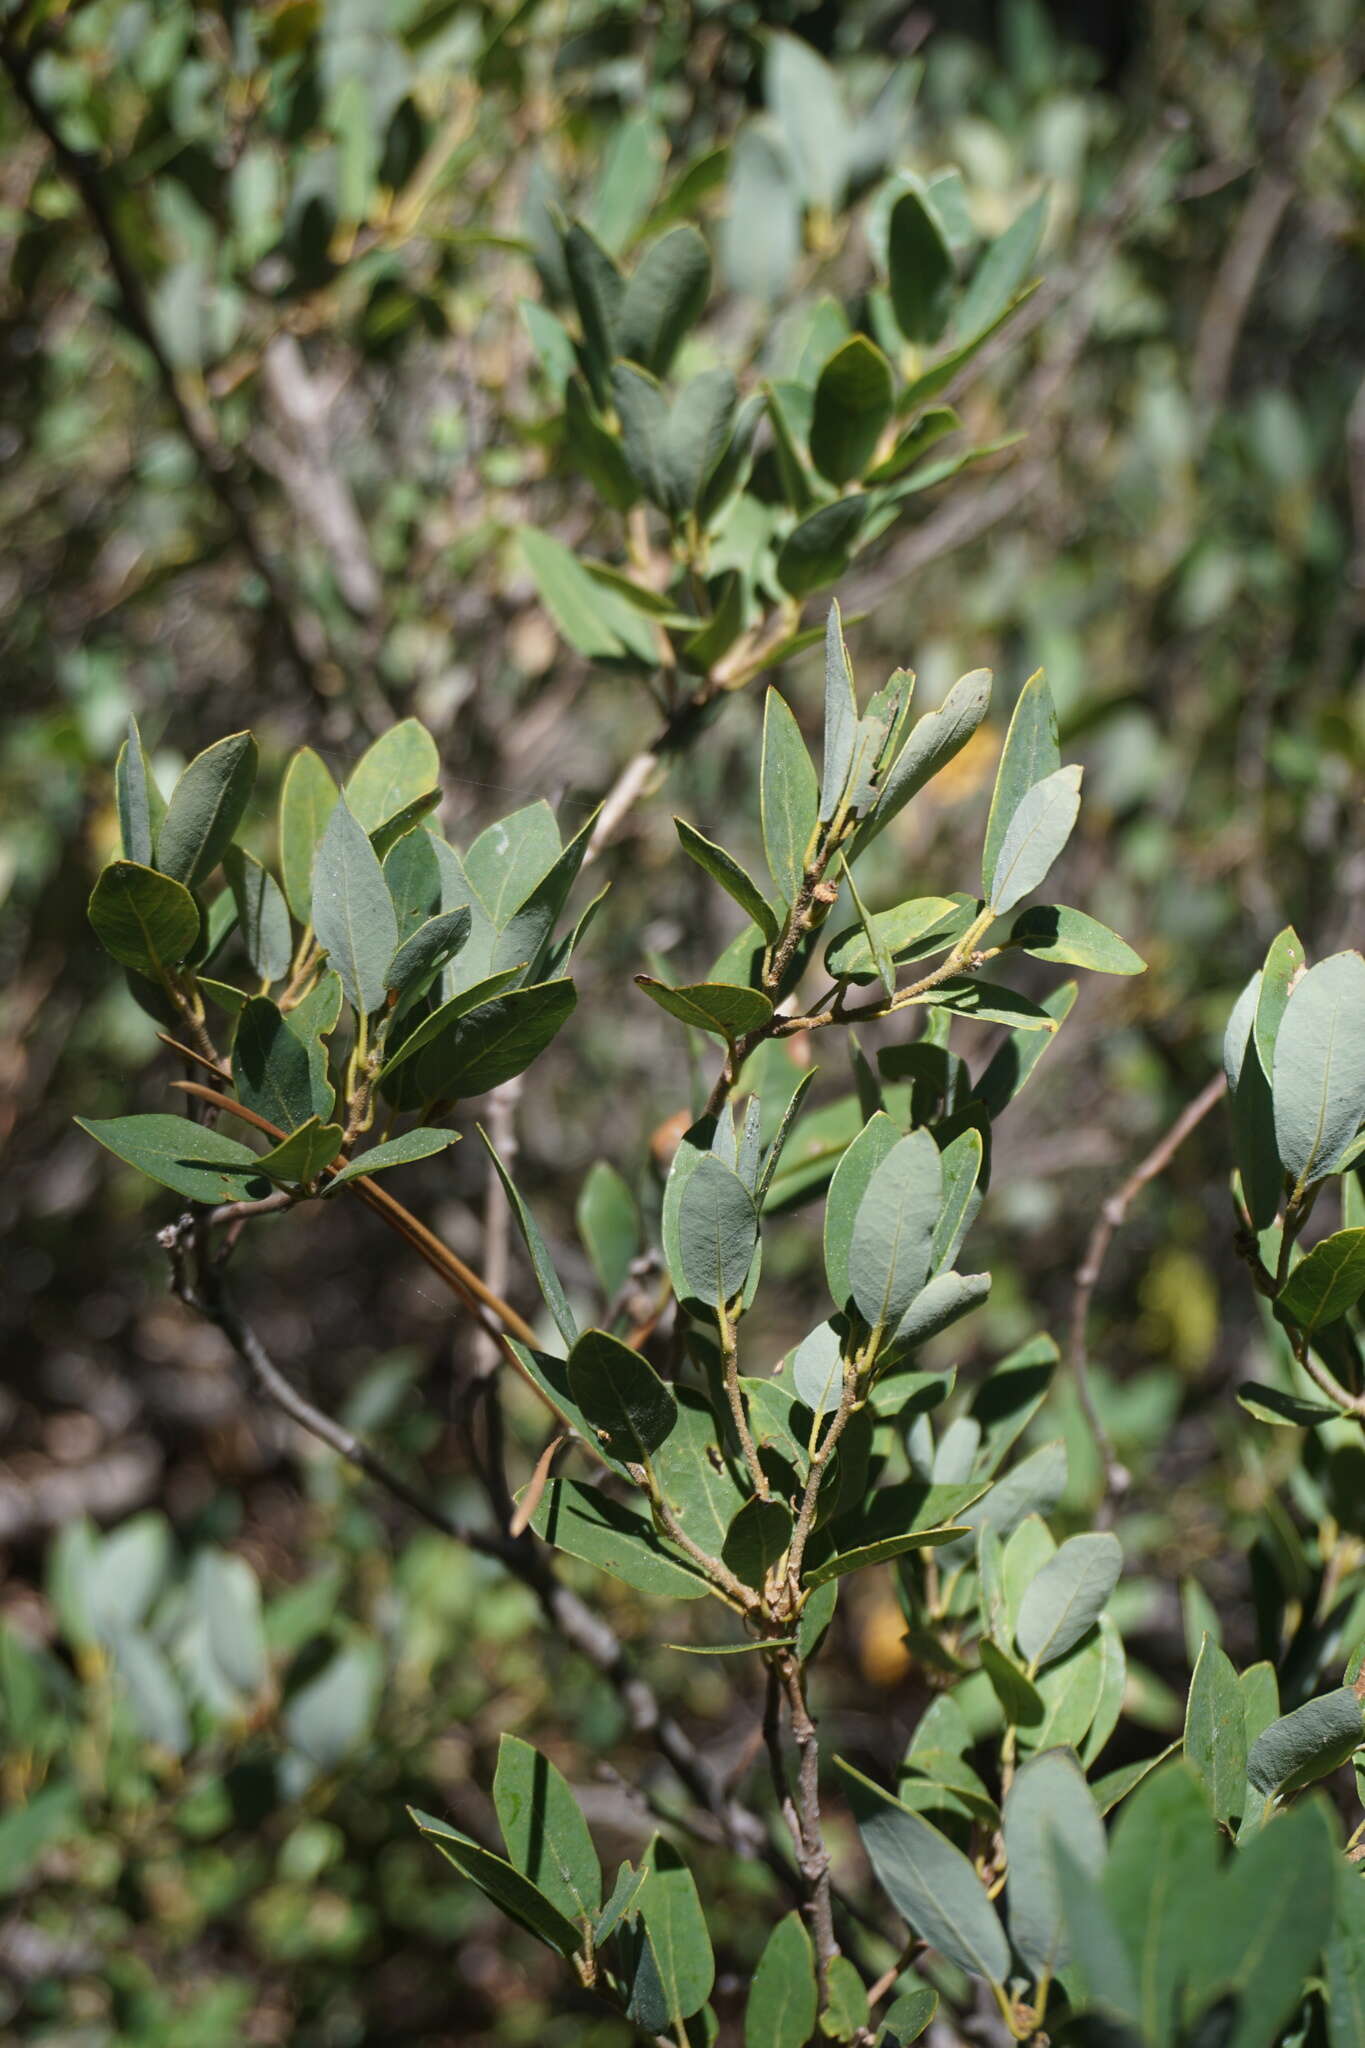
79;603;1365;2046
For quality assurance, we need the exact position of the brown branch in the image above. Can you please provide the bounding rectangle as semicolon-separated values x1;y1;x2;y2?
774;1648;839;1990
1068;1071;1227;1521
0;29;360;724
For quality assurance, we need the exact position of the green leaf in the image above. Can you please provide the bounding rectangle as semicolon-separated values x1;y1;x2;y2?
385;907;471;998
675;820;780;943
777;496;869;598
791;1317;847;1415
766;30;846;211
462;802;561;931
931;1127;984;1274
493;1734;600;1925
979;1637;1044;1726
369;789;442;863
235;995;323;1131
254;1116;345;1183
913;979;1057;1030
636;976;773;1044
1278;1228;1365;1330
493;807;598;979
887;186;953;344
564;376;638;510
1235;1381;1339;1428
567;1328;677;1463
109;1628;189;1756
616;224;711;373
1051;1835;1139;2026
1326;1862;1365;2048
613;363;736;517
865;407;961;486
76;1113;270;1205
652;1386;748;1555
890;1270;991;1354
677;1154;758;1310
982;671;1059;887
810;337;895;486
1185;1796;1336;2048
310;795;398;1015
848;1130;943;1332
517;526;656;663
224;846;292;984
1272;951;1365;1194
808;1480;979;1584
155;731;258;889
986;764;1082;914
1016;1532;1122;1671
202;1552;268;1698
1246;1687;1364;1802
1003;1748;1106;1977
824;896;961;981
562;219;624;379
821;1956;869;2042
344;719;439;835
1004;905;1144;975
1184;1633;1247;1826
385;979;577;1103
878;1986;937;2046
854;669;992;854
530;1477;709;1600
278;747;339;925
956;192;1046;342
1223;971;1281;1231
819;599;860;823
576;1161;638;1303
721;121;802;304
409;1806;583;1957
722;1495;792;1587
88;860;199;977
114;716;162;867
1253;924;1305;1080
1102;1761;1219;2048
838;1759;1011;1983
480;1132;579;1353
745;1910;817;2048
628;1838;715;2030
325;1128;457;1190
825;1111;901;1312
760;688;818;906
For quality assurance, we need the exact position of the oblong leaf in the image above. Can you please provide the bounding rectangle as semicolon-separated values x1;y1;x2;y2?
1272;951;1365;1193
636;976;772;1044
810;335;895;486
310;795;399;1015
1246;1687;1365;1801
1016;1532;1122;1671
278;746;338;925
77;1113;270;1204
344;719;439;835
760;688;818;906
155;731;257;888
987;764;1083;915
676;1154;758;1310
88;860;199;977
848;1130;943;1331
324;1128;457;1190
567;1328;677;1463
493;1733;601;1925
409;1806;582;1956
839;1759;1011;1983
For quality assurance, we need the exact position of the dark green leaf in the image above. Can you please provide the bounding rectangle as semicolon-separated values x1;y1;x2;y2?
1224;973;1282;1232
1253;925;1305;1080
616;224;711;373
114;716;162;867
636;976;772;1043
493;1734;600;1924
628;1838;715;2029
956;192;1046;342
76;1113;269;1204
1184;1634;1247;1827
531;1478;709;1600
567;1328;677;1463
879;1986;937;2045
1004;904;1144;976
385;907;471;998
887;186;953;344
760;688;818;906
808;1480;978;1585
325;1128;457;1190
722;1495;792;1587
825;1110;901;1311
810;337;895;486
1235;1382;1339;1428
613;363;736;517
88;860;199;977
310;795;398;1014
890;1270;990;1354
745;1910;817;2048
676;820;780;943
386;978;577;1103
254;1116;345;1183
1185;1796;1335;2048
825;896;961;981
409;1805;582;1957
156;731;257;888
1103;1761;1219;2048
1278;1229;1365;1330
776;496;868;598
369;788;442;863
235;995;322;1132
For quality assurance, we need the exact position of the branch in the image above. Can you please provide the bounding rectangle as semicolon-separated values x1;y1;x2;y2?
1068;1071;1227;1521
0;29;364;725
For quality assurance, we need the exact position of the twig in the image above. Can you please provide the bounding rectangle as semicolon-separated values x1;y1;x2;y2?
0;29;359;724
1068;1072;1227;1522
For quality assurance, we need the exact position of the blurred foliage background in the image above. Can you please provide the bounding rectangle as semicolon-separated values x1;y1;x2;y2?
1;0;1363;2042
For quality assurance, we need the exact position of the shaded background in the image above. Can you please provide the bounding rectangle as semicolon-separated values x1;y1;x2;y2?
1;0;1362;2042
